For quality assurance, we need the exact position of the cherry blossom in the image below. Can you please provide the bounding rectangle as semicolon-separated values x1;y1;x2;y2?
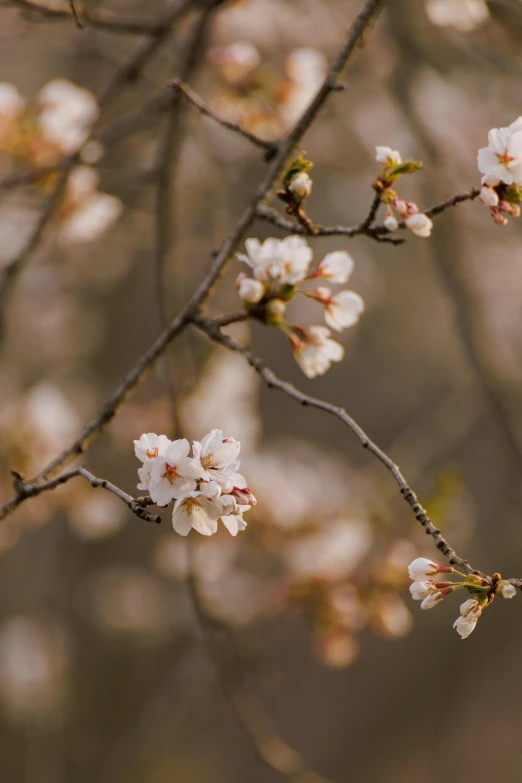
405;213;433;238
237;235;312;285
312;250;354;284
133;433;171;462
190;429;241;484
171;492;221;536
291;325;344;379
236;274;265;303
288;172;313;200
317;288;365;332
375;146;402;168
477;124;522;186
149;439;201;506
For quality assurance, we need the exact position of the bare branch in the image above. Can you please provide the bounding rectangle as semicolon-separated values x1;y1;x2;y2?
3;0;191;35
193;315;483;577
169;78;277;155
10;467;162;524
68;0;83;28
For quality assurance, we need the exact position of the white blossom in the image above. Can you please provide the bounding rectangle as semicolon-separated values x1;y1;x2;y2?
459;598;479;615
58;165;122;244
425;0;490;33
479;185;499;208
134;433;171;463
171;492;221;536
322;289;365;332
288;172;313;199
477;126;522;186
375;146;402;168
409;581;433;601
236;275;265;303
191;429;241;484
499;581;516;599
453;613;478;639
314;251;354;284
408;557;440;581
237;235;313;285
0;82;25;118
421;591;443;610
292;325;344;379
405;213;433;238
383;213;399;232
37;79;99;154
149;439;201;506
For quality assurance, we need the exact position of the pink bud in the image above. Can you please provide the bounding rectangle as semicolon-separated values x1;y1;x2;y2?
231;486;257;506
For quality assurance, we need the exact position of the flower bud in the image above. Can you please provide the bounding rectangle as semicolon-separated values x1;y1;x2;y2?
231;486;257;506
409;581;432;600
421;591;443;610
288;172;313;200
266;298;286;318
237;275;265;303
383;213;399;231
405;213;433;238
408;557;443;581
375;146;402;168
453;614;478;639
497;580;516;599
479;185;499;208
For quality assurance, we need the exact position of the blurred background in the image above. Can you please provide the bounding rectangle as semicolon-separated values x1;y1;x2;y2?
1;0;522;780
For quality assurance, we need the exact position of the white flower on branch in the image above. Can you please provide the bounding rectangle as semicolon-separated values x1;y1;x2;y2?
288;171;313;200
171;492;222;536
375;146;402;168
453;598;482;639
405;213;433;238
291;325;344;379
57;165;122;244
37;78;99;155
313;287;365;332
149;439;201;506
409;581;433;601
190;429;241;485
420;591;444;610
497;581;516;599
383;213;399;232
134;430;253;536
312;250;354;284
236;274;265;303
237;235;312;285
477;123;522;186
408;557;448;581
134;433;171;462
479;185;499;208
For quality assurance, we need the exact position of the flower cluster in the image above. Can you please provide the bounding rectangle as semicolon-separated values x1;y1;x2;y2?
236;235;364;378
477;118;522;226
408;557;516;639
207;43;326;139
0;79;121;243
134;430;255;537
374;146;433;238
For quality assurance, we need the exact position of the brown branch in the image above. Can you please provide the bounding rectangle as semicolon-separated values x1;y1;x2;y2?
257;188;481;245
67;0;82;28
11;467;161;524
3;0;190;35
0;169;71;333
193;315;482;577
0;0;386;521
169;78;277;155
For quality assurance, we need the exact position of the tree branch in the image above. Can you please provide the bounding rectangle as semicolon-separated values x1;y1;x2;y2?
169;78;277;155
193;315;483;577
10;467;162;524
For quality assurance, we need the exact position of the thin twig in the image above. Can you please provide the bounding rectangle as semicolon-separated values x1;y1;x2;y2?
3;0;187;35
67;0;82;28
0;168;71;333
193;315;482;577
169;78;277;155
11;467;161;524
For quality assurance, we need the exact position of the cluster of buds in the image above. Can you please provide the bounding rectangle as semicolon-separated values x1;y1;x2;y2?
408;557;516;639
236;233;364;378
373;146;433;238
134;430;255;537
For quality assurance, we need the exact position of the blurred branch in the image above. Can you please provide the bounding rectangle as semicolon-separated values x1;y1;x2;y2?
169;78;278;155
2;0;193;35
67;0;82;28
0;0;386;520
10;467;162;524
193;314;483;578
187;558;334;783
0;169;71;333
